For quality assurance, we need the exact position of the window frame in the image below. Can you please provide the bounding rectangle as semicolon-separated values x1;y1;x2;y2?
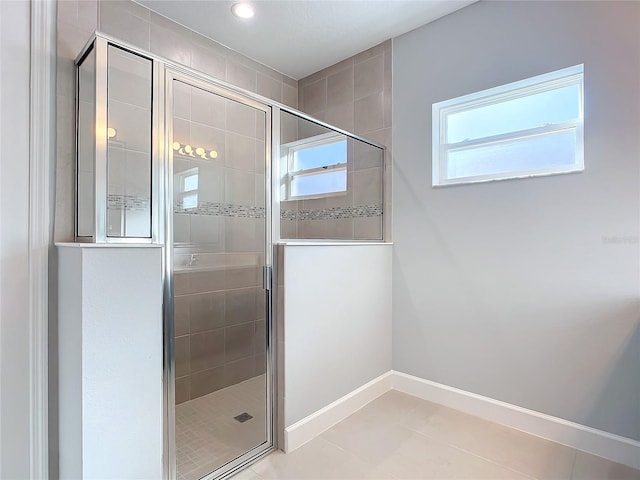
177;167;198;209
432;64;584;186
283;132;348;201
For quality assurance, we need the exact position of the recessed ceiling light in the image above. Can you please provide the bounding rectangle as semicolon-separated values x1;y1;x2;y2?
231;2;255;19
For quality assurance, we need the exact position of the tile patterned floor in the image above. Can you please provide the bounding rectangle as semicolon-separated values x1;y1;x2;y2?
176;375;266;480
237;391;640;480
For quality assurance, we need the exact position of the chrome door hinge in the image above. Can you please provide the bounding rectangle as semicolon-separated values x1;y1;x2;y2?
262;265;272;291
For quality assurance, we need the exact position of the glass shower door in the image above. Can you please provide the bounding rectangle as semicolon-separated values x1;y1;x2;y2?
168;75;271;480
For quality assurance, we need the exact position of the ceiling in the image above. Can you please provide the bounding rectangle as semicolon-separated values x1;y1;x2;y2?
136;0;476;80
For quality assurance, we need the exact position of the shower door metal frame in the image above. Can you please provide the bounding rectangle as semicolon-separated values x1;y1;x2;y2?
164;69;276;480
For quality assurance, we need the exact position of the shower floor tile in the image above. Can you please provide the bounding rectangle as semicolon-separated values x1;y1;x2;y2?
176;374;266;480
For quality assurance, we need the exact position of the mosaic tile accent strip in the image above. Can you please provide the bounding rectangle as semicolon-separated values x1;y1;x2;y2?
281;204;383;221
281;209;298;221
174;201;266;219
107;194;149;212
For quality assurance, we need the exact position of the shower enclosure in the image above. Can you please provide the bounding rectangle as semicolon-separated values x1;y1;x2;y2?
74;32;384;480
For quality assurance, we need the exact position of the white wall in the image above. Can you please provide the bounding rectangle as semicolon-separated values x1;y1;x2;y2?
393;1;640;441
282;244;392;427
57;244;164;480
0;1;32;478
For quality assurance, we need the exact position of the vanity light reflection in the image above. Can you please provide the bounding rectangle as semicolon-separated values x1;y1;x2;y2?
173;141;218;160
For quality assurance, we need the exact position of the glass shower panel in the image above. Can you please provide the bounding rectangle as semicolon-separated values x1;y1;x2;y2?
77;46;96;238
106;45;153;238
279;111;384;240
171;80;268;480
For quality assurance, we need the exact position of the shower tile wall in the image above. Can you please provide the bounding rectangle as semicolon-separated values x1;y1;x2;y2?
55;0;298;242
296;40;393;241
172;84;266;403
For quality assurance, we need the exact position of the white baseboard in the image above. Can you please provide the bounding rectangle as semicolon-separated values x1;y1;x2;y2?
284;371;392;452
392;371;640;470
283;370;639;469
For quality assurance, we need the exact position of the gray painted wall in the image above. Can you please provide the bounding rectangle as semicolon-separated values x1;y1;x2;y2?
392;0;640;441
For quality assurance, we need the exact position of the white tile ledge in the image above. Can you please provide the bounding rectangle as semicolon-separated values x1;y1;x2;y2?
279;241;393;246
56;242;162;248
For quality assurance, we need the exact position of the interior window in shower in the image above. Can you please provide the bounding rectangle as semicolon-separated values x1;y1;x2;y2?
285;133;348;199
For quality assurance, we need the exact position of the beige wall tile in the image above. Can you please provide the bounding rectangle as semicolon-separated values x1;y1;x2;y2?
191;44;226;81
226;132;256;173
99;0;150;51
354;92;384;134
225;323;255;362
190;366;224;398
301;79;327;114
255;174;265;208
300;57;353;87
175;376;190;404
225;169;255;205
77;0;98;33
257;73;282;103
354;216;382;240
188;269;226;294
353;167;383;205
189;291;225;333
255;320;266;354
282;75;297;88
326;103;354;133
226;61;257;93
223;357;255;387
150;21;191;66
189;123;225;164
100;0;150;21
327;67;354;107
224;218;263;252
191;87;225;129
175;335;191;377
354;41;387;64
255;140;266;174
300;219;327;239
383;88;392;128
283;84;298;109
280;219;297;239
174;296;190;336
384;50;392;90
325;218;354;239
226;265;260;290
226;99;256;137
225;287;258;326
354;54;384;100
354;140;384;171
190;329;224;372
58;0;78;24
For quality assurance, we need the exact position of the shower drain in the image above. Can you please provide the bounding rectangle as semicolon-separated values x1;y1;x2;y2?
234;412;253;423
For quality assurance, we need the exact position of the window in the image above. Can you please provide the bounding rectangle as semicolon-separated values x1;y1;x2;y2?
283;133;348;200
178;168;198;209
432;64;584;186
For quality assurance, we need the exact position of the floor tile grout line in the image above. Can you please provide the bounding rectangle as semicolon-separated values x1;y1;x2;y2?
333;395;557;480
568;448;578;480
397;421;554;480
